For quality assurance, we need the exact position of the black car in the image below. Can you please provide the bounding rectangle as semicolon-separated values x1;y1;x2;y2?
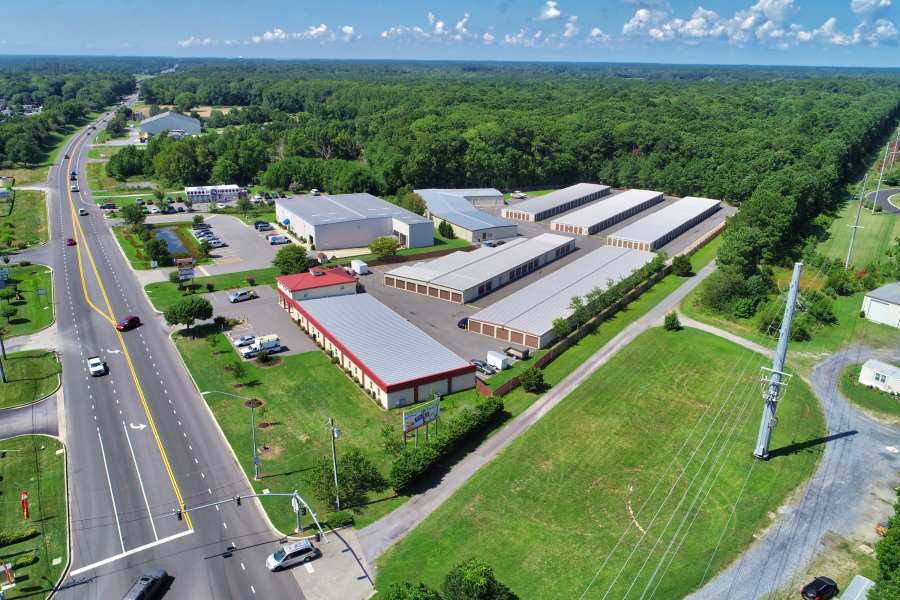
99;203;117;210
457;317;468;329
122;568;168;599
801;576;838;600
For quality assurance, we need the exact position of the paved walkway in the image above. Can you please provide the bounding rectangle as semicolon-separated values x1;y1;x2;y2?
357;261;718;563
0;394;59;439
6;322;61;353
677;315;773;358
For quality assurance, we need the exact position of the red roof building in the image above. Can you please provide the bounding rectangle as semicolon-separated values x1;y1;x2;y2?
276;268;357;302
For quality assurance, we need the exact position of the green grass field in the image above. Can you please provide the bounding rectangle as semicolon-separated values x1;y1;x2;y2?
0;264;54;337
0;351;61;410
0;190;49;251
146;266;278;312
87;146;126;161
375;328;825;599
172;326;490;531
838;362;900;420
819;199;899;268
0;435;68;599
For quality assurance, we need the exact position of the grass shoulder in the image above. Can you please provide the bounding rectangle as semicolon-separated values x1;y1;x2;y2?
145;267;278;312
0;263;54;337
838;362;900;421
0;435;68;598
819;200;898;269
375;327;825;598
0;190;49;251
0;350;61;410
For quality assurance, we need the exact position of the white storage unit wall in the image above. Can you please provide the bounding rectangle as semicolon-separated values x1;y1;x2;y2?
551;189;664;236
605;196;720;251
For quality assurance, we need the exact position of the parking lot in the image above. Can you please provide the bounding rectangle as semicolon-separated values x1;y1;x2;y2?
205;286;317;356
288;529;374;600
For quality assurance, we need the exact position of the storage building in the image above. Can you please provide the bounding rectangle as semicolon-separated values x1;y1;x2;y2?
384;233;575;304
275;193;434;251
139;111;201;136
551;189;664;236
417;188;517;242
468;246;655;348
502;183;611;222
184;184;242;203
286;293;475;409
861;282;900;329
858;359;899;395
276;267;357;304
605;196;721;251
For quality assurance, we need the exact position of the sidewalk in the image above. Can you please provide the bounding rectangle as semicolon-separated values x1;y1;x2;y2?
358;261;718;563
6;322;61;353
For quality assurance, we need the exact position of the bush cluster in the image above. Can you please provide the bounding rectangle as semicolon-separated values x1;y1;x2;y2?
0;527;39;547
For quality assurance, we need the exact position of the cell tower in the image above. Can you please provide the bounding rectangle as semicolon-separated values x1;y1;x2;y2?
753;262;802;460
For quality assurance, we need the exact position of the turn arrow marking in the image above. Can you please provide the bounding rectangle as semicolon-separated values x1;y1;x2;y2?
129;423;147;431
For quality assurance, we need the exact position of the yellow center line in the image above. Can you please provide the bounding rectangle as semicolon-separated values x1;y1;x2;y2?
64;126;194;529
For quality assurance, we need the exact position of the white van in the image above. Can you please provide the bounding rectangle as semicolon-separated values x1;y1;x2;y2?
240;334;281;358
268;234;290;245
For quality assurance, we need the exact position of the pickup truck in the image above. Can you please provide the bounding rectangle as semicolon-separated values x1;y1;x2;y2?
240;335;281;359
87;356;107;376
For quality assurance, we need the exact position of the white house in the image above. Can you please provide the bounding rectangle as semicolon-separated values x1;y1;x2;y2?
861;282;900;328
139;111;201;136
184;185;241;204
859;359;900;395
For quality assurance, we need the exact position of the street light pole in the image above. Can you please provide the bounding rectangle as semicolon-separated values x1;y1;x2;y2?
201;390;260;481
328;418;340;511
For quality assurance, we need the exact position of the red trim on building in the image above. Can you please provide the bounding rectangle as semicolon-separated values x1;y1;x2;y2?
277;267;356;293
278;290;475;393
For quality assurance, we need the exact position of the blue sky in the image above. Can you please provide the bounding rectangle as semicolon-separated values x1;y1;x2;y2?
2;1;899;66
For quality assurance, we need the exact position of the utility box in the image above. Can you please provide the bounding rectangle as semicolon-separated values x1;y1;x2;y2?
486;351;509;371
350;260;369;275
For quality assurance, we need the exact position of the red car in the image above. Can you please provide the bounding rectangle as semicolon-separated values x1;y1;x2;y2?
66;238;76;246
115;315;141;331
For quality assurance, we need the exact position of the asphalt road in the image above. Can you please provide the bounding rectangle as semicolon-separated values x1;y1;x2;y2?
865;186;900;214
37;111;306;598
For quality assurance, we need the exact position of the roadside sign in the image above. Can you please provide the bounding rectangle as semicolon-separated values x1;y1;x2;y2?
333;427;342;440
402;398;441;433
36;288;47;296
178;268;194;282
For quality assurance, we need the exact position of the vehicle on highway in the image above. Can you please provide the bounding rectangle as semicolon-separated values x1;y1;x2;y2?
115;315;141;331
801;576;838;600
70;184;79;192
232;335;256;348
78;208;88;216
63;153;69;159
470;359;496;376
122;567;168;600
66;238;76;246
265;540;320;571
457;317;468;329
267;234;290;245
228;289;257;303
70;171;77;180
87;356;107;377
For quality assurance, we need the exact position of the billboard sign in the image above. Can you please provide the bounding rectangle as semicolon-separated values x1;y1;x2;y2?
178;268;195;282
402;399;440;433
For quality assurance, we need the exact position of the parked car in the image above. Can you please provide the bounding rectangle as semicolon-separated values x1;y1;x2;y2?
483;240;498;248
801;576;838;600
470;359;496;376
87;356;107;377
310;188;321;196
268;234;290;245
99;202;117;210
240;334;281;359
115;315;141;331
208;239;227;248
66;238;76;246
232;335;256;348
78;208;88;216
135;198;145;206
176;206;186;212
253;221;271;230
256;223;274;231
228;289;257;303
191;223;211;230
512;191;527;199
216;202;228;209
266;540;320;571
122;568;168;600
457;317;468;330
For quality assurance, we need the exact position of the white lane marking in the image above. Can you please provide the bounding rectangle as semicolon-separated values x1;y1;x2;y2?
240;562;245;571
122;421;159;540
250;586;256;595
97;428;126;553
69;529;194;576
194;457;199;464
215;505;220;511
223;522;227;529
305;562;315;574
208;488;212;494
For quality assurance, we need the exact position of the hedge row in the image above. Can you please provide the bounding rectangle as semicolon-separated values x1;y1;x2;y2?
0;527;39;547
389;397;504;492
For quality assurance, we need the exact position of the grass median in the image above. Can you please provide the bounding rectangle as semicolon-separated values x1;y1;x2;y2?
0;263;54;337
145;266;278;312
0;350;60;410
0;435;68;599
0;190;49;251
375;327;825;598
838;362;900;420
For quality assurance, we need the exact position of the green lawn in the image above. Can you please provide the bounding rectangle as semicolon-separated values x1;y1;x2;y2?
112;223;207;270
325;234;471;266
145;266;278;312
375;328;825;599
0;435;68;599
819;199;899;268
0;264;54;337
0;351;61;410
0;190;49;251
87;146;126;161
838;362;900;420
172;326;489;531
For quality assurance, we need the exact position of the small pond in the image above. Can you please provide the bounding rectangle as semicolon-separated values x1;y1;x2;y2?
152;227;189;255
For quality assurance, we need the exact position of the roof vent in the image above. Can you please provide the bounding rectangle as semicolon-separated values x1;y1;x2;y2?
311;270;325;276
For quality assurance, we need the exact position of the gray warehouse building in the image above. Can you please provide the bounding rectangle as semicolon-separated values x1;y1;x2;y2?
468;246;655;348
384;233;575;304
275;193;434;251
417;188;517;242
502;183;611;222
606;196;721;251
139;111;201;136
551;189;665;236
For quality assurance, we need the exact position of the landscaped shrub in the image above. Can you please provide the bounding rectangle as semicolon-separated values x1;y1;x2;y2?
389;397;504;493
327;510;355;529
0;527;39;547
13;552;38;569
519;367;545;393
664;311;682;331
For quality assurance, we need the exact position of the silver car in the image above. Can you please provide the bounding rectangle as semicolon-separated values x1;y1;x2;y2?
265;540;319;571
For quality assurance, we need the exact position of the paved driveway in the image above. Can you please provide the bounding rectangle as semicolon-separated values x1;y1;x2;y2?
191;215;280;276
206;286;317;356
866;186;900;214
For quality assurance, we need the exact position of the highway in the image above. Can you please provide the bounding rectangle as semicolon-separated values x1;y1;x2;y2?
46;108;306;598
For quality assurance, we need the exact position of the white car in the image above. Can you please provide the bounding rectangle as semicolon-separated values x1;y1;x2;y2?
78;208;88;216
512;191;527;199
208;239;227;248
87;356;107;376
232;335;256;348
147;205;160;214
266;540;319;571
216;202;228;209
228;289;257;303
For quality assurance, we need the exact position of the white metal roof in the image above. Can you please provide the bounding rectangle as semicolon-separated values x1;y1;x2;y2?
276;193;431;227
386;233;573;293
866;282;900;305
417;189;514;232
863;359;900;380
139;111;200;127
298;293;470;386
506;183;610;216
606;197;720;245
184;184;240;192
551;189;663;228
471;246;656;337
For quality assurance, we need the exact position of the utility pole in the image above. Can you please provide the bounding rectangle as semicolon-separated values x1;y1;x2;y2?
871;141;891;214
0;331;5;383
891;127;900;169
250;400;260;481
328;418;341;511
754;262;802;460
0;331;6;360
845;173;868;270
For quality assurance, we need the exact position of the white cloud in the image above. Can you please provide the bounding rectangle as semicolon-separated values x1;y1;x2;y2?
503;28;550;46
454;13;471;40
483;32;496;44
564;16;579;38
869;18;899;43
340;25;359;41
247;24;355;44
177;36;216;47
588;27;611;44
623;8;664;34
381;12;477;42
851;0;891;18
538;1;562;21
